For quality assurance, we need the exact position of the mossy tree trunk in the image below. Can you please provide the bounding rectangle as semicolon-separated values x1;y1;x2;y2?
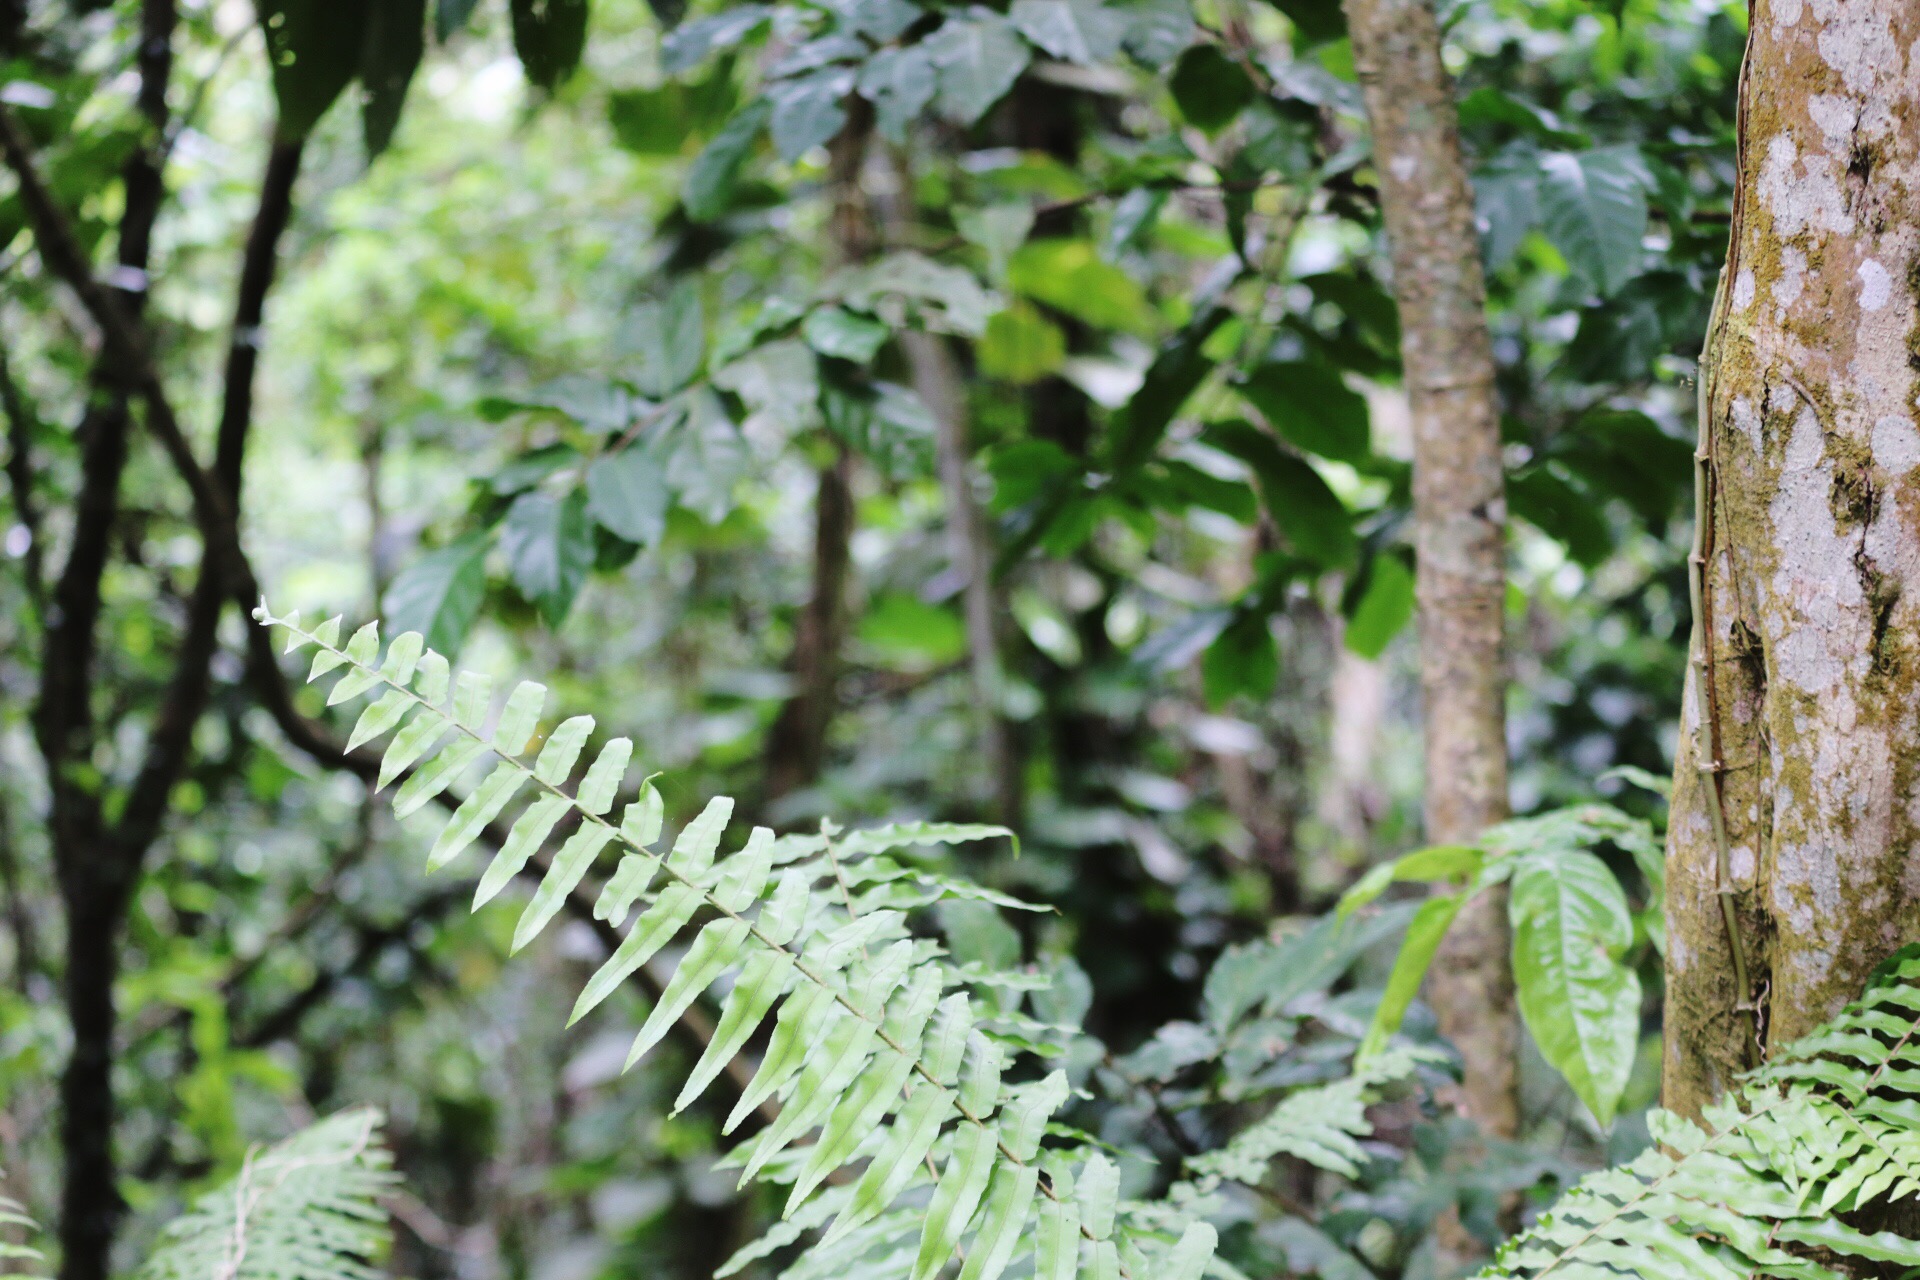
1344;0;1519;1141
1665;0;1920;1121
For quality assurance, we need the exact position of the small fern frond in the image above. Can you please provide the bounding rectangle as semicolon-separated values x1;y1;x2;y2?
0;1186;51;1280
1481;955;1920;1280
254;604;1220;1280
140;1109;395;1280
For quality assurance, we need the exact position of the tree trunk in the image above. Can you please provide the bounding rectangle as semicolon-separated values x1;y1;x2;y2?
1664;0;1920;1121
1344;0;1519;1138
763;105;872;804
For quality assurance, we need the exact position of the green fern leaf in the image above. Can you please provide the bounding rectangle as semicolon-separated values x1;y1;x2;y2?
139;1109;394;1280
475;794;569;907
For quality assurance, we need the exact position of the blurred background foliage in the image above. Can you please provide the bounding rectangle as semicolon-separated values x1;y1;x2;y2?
0;0;1737;1274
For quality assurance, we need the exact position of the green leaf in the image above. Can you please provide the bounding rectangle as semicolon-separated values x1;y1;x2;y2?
1537;146;1649;298
501;490;594;627
1010;0;1128;63
509;0;590;90
685;99;772;222
674;949;795;1111
1261;0;1344;42
392;738;488;819
620;279;705;399
925;12;1031;124
475;795;569;907
767;69;853;161
1200;420;1356;569
382;536;488;657
257;0;367;140
534;715;595;784
978;304;1067;384
624;918;752;1064
1034;1169;1080;1280
661;7;772;73
493;681;548;756
1007;240;1158;335
803;306;890;363
912;1123;1001;1280
1344;552;1414;658
1164;1221;1218;1280
1238;360;1370;463
1201;612;1277;708
1339;843;1483;918
1509;465;1613;566
1077;1153;1117;1239
1108;303;1233;472
858;46;937;143
428;762;528;872
435;0;482;41
359;0;427;156
576;739;631;814
1169;45;1253;132
956;1163;1040;1280
1508;850;1640;1126
1357;893;1467;1061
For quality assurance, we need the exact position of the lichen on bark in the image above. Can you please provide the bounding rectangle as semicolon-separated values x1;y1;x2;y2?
1665;0;1920;1123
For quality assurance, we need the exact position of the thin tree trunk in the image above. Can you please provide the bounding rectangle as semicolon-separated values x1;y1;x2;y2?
882;149;1021;822
1664;0;1920;1120
763;103;873;804
1343;0;1519;1141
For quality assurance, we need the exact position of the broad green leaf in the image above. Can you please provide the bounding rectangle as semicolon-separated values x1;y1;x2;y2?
911;1122;1001;1280
766;69;852;161
623;918;752;1059
661;6;772;72
513;824;616;951
509;0;588;89
1509;850;1640;1126
359;0;426;156
675;948;795;1112
1345;553;1415;659
501;490;593;627
1538;146;1649;298
585;448;671;546
475;795;569;908
925;12;1030;124
1339;843;1484;918
839;822;1019;859
428;762;527;872
382;536;488;656
1237;360;1370;464
1010;0;1127;63
1201;419;1356;568
573;883;703;1021
957;1033;1004;1117
621;278;705;399
1169;44;1253;132
686;99;772;222
534;715;595;784
1007;240;1157;335
788;1044;918;1214
957;1164;1040;1280
1078;1153;1117;1239
257;0;364;139
978;304;1067;383
325;623;382;704
858;45;936;142
1357;893;1467;1062
1089;1241;1121;1280
413;651;450;705
802;306;890;363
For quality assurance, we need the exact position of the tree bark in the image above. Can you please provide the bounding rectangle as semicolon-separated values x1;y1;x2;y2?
1664;0;1920;1120
763;104;872;804
1344;0;1518;1139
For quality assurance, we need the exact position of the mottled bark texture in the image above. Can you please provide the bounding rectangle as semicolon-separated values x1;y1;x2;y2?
1345;0;1519;1138
1665;0;1920;1121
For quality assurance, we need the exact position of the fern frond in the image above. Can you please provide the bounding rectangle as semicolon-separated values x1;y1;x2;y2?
0;1187;51;1280
253;604;1219;1280
1481;955;1920;1280
140;1109;395;1280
